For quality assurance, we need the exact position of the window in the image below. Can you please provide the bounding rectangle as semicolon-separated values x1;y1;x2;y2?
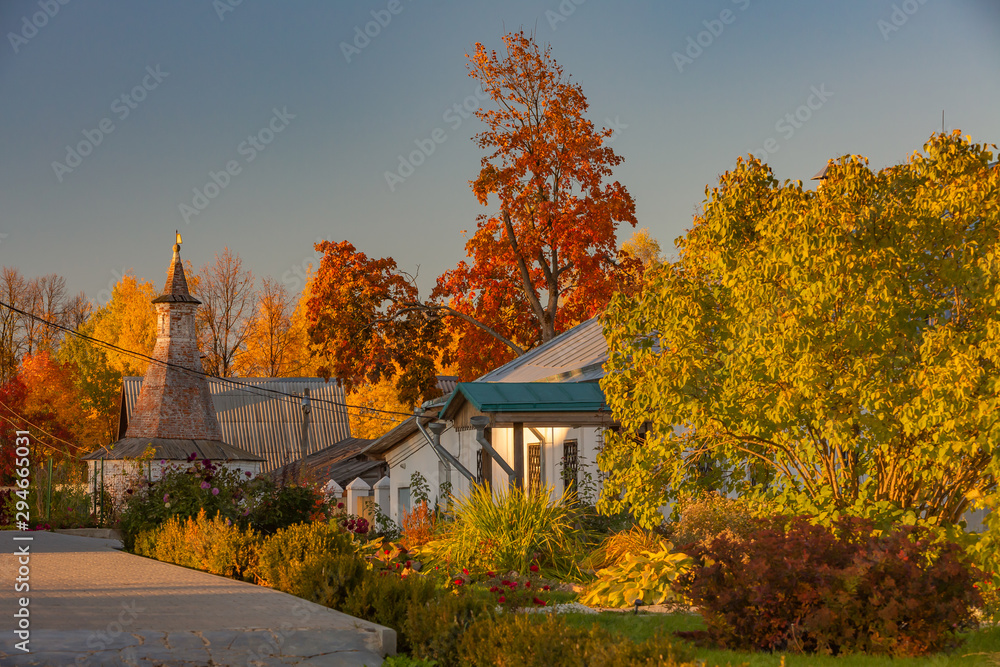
398;487;410;516
528;443;541;491
561;440;578;498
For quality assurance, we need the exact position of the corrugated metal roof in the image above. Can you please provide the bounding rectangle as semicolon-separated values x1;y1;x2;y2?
441;382;608;416
120;377;352;472
475;317;607;383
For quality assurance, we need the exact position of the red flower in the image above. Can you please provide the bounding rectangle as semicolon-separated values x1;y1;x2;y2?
529;564;539;573
533;597;546;606
405;561;412;568
498;595;506;603
453;579;464;586
542;585;550;591
385;549;391;555
487;571;496;577
524;581;532;589
462;568;470;575
489;586;500;593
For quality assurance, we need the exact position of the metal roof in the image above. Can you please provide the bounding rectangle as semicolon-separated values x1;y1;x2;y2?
475;317;607;383
268;436;385;486
441;382;608;416
119;377;352;472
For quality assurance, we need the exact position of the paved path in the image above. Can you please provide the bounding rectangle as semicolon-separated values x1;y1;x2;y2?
0;531;393;666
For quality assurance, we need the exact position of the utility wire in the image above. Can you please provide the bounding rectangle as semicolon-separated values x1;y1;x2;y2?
0;397;90;453
0;411;82;459
0;300;420;420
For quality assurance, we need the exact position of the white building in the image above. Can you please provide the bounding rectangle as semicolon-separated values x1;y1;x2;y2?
362;318;615;522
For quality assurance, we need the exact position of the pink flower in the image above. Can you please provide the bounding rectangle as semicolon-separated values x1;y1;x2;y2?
163;494;169;502
498;595;506;603
201;481;211;490
212;488;220;496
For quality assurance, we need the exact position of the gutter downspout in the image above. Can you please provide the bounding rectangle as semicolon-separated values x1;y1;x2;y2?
470;416;516;486
414;411;475;483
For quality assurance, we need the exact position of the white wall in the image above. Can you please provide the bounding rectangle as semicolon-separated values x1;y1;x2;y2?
383;423;607;522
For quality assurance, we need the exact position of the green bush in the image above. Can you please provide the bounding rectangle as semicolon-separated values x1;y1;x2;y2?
134;509;261;580
120;455;332;550
290;552;369;607
256;520;356;589
419;484;585;579
456;614;695;667
342;572;439;653
676;515;981;656
404;592;496;667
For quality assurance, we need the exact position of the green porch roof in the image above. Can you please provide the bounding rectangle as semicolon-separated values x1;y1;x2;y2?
440;382;608;417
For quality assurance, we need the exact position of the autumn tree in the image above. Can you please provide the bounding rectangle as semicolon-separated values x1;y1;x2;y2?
308;31;637;394
197;248;257;377
88;274;157;377
430;30;637;377
599;132;1000;529
307;240;445;404
0;267;28;382
235;277;307;377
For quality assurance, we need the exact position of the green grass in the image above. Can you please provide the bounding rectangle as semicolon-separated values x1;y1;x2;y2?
561;612;1000;666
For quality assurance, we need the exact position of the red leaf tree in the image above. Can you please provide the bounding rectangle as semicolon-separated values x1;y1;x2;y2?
306;31;638;396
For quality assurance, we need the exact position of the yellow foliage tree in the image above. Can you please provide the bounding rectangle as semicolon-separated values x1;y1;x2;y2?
89;274;157;376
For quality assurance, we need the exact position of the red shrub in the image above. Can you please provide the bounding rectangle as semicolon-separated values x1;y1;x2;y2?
674;516;981;656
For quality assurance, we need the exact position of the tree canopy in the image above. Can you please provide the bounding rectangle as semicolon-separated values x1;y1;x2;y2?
600;132;1000;529
306;31;637;398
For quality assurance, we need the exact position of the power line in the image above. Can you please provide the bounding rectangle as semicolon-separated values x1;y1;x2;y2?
0;300;419;420
0;411;82;460
0;397;89;453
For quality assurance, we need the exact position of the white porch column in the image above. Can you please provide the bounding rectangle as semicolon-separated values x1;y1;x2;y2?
345;477;371;516
373;476;391;517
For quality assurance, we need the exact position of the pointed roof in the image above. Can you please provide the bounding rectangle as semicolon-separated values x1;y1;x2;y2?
152;239;200;304
89;237;261;462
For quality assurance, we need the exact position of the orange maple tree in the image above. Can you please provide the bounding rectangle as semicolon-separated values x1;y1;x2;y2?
306;32;637;393
306;240;445;404
430;30;638;377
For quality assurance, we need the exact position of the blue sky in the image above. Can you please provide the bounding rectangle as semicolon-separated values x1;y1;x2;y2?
1;0;998;306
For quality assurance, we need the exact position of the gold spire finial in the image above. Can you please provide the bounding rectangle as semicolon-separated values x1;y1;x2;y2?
176;231;182;245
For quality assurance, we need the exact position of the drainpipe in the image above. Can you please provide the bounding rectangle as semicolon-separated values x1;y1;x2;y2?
470;415;515;487
414;410;474;483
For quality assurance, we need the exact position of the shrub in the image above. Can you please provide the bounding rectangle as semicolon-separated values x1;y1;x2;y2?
256;520;356;589
400;500;436;550
247;482;326;534
676;515;981;656
455;614;695;667
134;509;261;580
665;491;765;547
342;571;439;653
419;484;584;579
581;544;691;608
583;525;668;571
404;592;495;667
290;552;369;608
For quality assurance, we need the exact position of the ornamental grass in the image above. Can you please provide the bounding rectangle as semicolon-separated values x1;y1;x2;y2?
419;483;586;580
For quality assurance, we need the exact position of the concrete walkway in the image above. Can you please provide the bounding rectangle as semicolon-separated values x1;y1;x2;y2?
0;531;393;666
